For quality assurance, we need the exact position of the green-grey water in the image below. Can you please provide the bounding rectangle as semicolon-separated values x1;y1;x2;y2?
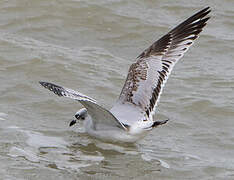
0;0;234;179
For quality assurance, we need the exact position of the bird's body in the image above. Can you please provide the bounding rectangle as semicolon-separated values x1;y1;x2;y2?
83;116;146;142
39;7;211;143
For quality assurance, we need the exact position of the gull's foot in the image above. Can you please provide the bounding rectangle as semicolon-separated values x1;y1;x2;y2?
152;119;169;128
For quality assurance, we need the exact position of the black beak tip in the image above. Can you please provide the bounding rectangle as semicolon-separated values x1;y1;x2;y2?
69;120;77;127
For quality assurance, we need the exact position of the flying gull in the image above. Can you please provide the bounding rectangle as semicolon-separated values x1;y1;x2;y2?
39;7;211;143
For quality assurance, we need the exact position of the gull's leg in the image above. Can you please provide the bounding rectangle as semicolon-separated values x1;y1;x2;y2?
152;119;169;128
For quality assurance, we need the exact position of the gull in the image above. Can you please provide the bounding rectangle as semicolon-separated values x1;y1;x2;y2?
39;7;211;143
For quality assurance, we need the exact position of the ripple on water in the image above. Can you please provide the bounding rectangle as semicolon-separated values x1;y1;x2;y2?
8;146;40;163
0;112;7;121
6;128;107;173
1;0;234;179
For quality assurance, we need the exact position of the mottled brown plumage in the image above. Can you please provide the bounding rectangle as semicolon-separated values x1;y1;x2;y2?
117;7;211;119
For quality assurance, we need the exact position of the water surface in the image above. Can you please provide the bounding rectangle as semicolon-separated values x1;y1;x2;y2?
0;0;234;179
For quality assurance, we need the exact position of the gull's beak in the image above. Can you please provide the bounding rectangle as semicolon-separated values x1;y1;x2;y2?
69;119;77;127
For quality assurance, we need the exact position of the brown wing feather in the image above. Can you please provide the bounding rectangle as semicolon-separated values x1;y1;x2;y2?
117;7;211;118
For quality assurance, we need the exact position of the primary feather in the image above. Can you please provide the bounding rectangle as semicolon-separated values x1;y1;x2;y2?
111;7;211;123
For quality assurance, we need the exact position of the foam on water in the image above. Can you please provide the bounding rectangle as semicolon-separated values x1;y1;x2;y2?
24;130;68;148
8;146;40;163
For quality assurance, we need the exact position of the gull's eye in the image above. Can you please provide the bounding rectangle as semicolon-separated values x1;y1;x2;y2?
75;108;87;121
143;119;147;122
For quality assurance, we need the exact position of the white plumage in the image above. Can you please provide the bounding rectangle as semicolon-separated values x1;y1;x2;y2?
40;7;211;143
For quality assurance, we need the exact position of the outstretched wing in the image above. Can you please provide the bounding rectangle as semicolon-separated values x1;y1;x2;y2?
39;81;126;130
113;7;211;121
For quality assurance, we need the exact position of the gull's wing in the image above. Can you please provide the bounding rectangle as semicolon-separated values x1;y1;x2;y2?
111;7;211;124
39;82;126;130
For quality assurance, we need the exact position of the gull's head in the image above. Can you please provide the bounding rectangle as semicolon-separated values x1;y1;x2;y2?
69;108;88;126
